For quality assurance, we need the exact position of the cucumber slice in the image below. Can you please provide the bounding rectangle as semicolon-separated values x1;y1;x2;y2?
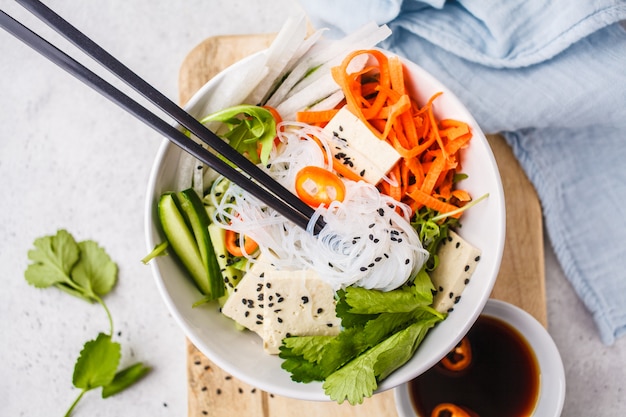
178;188;224;300
158;193;210;295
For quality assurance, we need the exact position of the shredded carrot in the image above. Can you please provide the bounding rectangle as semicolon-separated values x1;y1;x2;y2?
296;49;475;217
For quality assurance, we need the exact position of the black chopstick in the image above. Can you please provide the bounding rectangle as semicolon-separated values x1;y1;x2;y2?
1;6;324;234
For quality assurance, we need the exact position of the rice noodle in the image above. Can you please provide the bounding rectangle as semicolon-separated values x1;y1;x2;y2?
210;122;429;292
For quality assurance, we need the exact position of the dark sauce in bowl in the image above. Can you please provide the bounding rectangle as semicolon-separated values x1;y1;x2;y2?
410;315;540;417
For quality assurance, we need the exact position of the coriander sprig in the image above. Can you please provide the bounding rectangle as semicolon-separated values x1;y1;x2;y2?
25;229;150;416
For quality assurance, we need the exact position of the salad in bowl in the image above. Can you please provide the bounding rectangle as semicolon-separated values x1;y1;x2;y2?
145;16;505;404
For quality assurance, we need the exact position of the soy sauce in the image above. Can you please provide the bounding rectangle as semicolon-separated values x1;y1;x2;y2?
410;315;540;417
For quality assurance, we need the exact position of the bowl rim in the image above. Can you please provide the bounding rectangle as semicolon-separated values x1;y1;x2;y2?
394;298;566;417
144;48;506;401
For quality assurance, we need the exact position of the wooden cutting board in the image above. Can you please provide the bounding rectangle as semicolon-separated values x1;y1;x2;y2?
178;34;546;417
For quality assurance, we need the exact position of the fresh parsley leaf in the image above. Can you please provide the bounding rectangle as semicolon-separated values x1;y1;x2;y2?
25;230;149;416
72;240;117;298
323;319;439;405
25;230;118;304
342;282;433;314
280;338;329;383
25;229;80;288
102;362;151;398
73;333;121;390
335;289;378;328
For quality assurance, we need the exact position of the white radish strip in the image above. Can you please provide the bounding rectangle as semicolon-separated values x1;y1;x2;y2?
245;14;308;105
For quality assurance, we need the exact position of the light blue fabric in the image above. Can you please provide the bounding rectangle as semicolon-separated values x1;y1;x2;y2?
299;0;626;345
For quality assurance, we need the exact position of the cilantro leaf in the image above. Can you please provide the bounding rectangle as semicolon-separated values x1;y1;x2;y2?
335;289;378;328
280;343;328;383
73;333;121;390
343;283;432;314
72;240;118;298
25;229;80;288
323;319;439;405
102;362;151;398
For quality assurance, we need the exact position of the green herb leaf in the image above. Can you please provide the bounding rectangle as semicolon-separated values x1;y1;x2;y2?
342;283;433;314
199;105;276;164
25;229;80;288
72;240;118;298
323;318;439;405
72;333;121;390
102;362;151;398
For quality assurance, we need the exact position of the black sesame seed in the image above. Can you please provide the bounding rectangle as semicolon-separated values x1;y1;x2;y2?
194;360;201;365
449;292;454;299
439;286;444;291
238;388;244;394
277;317;283;323
225;375;232;380
454;296;461;304
405;258;410;265
317;308;324;314
360;169;366;177
266;282;271;288
217;389;222;395
360;266;368;271
258;293;264;301
368;223;375;228
201;386;207;392
256;320;262;325
277;297;284;303
375;256;382;262
256;314;263;320
338;125;344;132
373;238;380;243
475;255;481;262
368;263;375;268
456;242;461;249
327;323;334;327
241;298;247;305
301;296;309;304
464;265;470;272
447;307;454;313
464;278;470;285
244;311;250;317
378;208;385;216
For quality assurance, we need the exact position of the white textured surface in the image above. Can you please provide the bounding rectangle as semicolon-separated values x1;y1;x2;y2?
0;1;624;416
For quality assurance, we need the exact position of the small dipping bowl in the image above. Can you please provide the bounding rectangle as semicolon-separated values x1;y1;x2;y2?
394;299;566;417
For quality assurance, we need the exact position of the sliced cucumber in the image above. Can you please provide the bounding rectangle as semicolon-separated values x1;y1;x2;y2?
158;190;225;301
158;193;209;294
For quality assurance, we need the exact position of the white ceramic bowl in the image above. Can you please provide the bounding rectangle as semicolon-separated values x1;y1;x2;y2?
394;299;566;416
145;50;505;401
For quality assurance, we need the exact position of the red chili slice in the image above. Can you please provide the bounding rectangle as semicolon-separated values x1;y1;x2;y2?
295;166;346;208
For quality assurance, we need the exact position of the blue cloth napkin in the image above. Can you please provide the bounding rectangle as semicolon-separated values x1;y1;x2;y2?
298;0;626;345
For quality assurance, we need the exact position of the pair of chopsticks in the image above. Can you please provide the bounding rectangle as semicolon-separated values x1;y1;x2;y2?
1;0;324;234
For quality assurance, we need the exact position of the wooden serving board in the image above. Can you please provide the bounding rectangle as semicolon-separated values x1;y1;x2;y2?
178;34;546;417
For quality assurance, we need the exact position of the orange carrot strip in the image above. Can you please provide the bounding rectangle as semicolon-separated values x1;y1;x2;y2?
452;189;472;202
407;189;463;218
296;109;339;125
